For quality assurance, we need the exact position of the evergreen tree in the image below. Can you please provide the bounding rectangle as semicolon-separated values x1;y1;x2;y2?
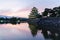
29;7;41;19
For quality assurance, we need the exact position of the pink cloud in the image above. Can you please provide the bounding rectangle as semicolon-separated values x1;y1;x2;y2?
0;7;43;18
0;8;31;18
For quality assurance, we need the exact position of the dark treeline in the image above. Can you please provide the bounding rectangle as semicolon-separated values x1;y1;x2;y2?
42;6;60;17
0;17;28;24
29;6;60;19
0;17;20;24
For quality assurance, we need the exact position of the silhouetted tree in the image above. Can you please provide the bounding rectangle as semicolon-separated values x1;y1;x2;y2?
10;17;18;24
42;8;49;17
53;6;60;17
29;7;42;19
42;6;60;17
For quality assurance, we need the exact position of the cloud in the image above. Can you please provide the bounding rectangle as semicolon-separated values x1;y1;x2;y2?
0;7;31;18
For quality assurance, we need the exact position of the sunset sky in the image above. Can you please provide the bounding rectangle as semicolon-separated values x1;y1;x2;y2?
0;0;60;18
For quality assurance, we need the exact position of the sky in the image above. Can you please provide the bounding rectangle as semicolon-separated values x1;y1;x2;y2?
0;0;60;18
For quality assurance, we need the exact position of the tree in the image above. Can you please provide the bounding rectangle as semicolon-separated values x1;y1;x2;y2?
42;8;49;17
10;17;18;24
53;6;60;17
42;11;48;16
42;7;59;17
29;7;41;19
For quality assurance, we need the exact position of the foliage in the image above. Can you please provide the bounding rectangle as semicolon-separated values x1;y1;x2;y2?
42;6;60;17
29;6;60;18
29;7;42;19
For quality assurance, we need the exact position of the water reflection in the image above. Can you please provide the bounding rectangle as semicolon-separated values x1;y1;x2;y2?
0;22;60;40
0;22;45;40
28;23;60;40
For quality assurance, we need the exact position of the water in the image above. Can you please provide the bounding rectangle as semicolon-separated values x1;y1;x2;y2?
0;23;60;40
0;23;45;40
